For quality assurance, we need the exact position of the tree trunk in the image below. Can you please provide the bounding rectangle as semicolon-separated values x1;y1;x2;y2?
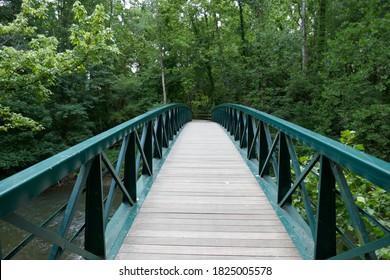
157;0;167;104
301;0;308;72
317;0;327;58
213;12;223;55
160;48;167;104
238;0;247;57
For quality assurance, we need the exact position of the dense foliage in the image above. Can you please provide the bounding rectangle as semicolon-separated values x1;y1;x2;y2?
0;0;389;177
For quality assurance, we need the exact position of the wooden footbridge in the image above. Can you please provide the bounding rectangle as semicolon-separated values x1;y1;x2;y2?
116;121;300;260
0;104;389;260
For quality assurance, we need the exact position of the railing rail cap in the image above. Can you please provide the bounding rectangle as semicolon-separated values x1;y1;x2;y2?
0;103;191;218
213;103;390;192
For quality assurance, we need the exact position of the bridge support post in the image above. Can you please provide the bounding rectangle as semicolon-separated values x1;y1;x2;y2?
221;108;227;128
240;113;247;148
85;155;106;259
258;122;269;176
238;112;244;142
165;111;173;141
230;109;236;136
154;116;163;159
314;156;336;259
124;131;137;203
247;115;256;159
162;113;169;148
142;121;153;175
234;111;240;141
171;109;178;136
277;133;291;204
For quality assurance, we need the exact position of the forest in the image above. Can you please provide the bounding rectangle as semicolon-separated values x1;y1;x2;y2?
0;0;389;178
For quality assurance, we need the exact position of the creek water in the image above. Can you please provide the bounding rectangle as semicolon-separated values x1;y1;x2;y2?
1;178;122;260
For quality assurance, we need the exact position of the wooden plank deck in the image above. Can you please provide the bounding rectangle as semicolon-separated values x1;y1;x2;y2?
116;120;301;260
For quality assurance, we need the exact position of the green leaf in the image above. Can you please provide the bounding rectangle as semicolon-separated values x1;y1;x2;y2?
354;144;365;151
356;196;365;204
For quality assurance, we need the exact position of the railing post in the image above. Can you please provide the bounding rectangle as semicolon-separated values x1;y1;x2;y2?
142;121;153;175
177;108;181;129
171;109;178;135
162;112;169;148
166;111;173;141
155;115;163;158
177;108;182;129
239;112;246;148
229;108;236;135
259;121;269;176
234;112;244;142
225;108;229;131
233;114;239;141
85;154;106;259
234;110;239;136
314;156;336;259
224;108;229;129
247;115;256;159
176;108;181;131
124;131;137;203
221;108;226;128
277;133;291;204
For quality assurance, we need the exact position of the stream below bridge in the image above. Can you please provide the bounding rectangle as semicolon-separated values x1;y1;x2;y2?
1;178;122;260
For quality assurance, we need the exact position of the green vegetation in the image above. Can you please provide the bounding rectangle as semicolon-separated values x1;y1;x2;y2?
294;130;389;259
1;0;389;178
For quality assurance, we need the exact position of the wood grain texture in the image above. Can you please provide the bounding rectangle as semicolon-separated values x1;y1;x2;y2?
116;121;301;259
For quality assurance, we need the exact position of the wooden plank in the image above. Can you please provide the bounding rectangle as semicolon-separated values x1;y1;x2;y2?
148;181;264;186
132;217;283;226
148;184;264;189
116;121;301;259
122;236;296;248
161;162;251;167
142;196;270;205
139;202;275;210
136;213;281;221
147;191;263;197
116;253;301;260
139;207;276;215
131;223;288;233
154;177;258;183
149;184;263;190
118;244;299;257
126;230;293;240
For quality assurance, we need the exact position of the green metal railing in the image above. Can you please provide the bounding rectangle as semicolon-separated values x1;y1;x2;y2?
0;104;192;260
212;104;390;260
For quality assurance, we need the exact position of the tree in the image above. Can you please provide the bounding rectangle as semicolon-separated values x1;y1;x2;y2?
0;0;118;132
0;0;118;177
314;0;390;160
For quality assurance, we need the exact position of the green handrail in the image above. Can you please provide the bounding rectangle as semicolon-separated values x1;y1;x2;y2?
0;103;192;259
212;103;389;260
213;104;389;191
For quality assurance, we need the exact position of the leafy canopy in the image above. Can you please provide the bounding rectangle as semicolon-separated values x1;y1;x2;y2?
0;0;118;132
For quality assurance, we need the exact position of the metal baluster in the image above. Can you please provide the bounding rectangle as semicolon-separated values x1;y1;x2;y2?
314;156;336;259
85;154;106;259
